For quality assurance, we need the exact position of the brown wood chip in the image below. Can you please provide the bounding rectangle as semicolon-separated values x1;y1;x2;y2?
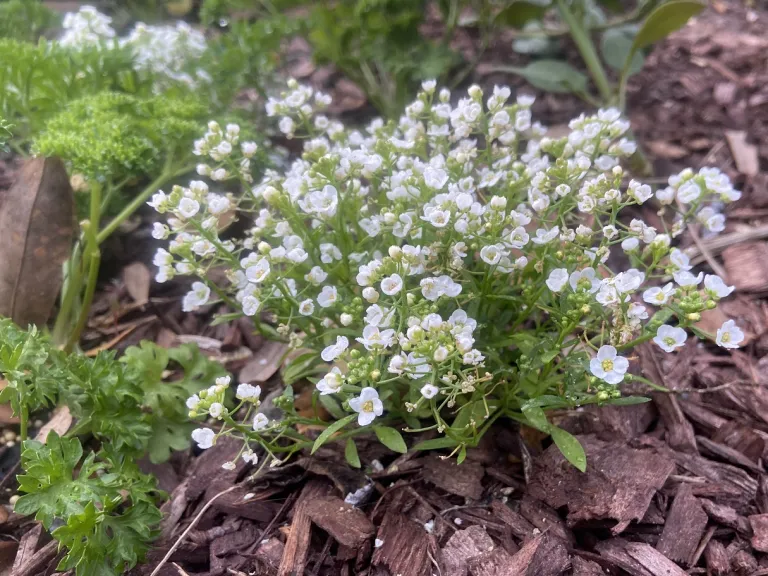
703;539;729;576
441;525;496;576
527;437;674;534
490;500;536;540
571;556;606;575
625;542;689;576
595;538;654;576
423;455;485;500
749;514;768;552
656;484;708;565
277;480;332;576
700;498;751;534
466;547;516;576
722;242;768;292
304;496;375;548
372;491;431;576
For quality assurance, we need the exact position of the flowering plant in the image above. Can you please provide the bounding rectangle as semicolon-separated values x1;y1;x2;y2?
152;80;743;469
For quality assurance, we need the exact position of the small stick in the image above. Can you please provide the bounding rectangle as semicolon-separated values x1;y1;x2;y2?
149;485;238;576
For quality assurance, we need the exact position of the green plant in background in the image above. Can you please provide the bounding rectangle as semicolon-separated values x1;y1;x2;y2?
32;92;206;348
0;318;227;575
0;0;60;41
494;0;705;110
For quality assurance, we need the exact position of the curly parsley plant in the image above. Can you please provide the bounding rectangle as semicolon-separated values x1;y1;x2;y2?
151;80;744;469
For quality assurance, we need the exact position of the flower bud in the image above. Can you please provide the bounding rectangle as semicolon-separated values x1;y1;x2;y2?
388;246;402;259
362;287;379;303
370;369;381;381
489;196;507;210
257;241;271;253
340;313;353;326
263;186;279;203
686;312;701;321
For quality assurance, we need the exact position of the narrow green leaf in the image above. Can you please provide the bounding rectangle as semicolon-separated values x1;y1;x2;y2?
311;414;356;454
374;426;407;454
413;436;459;451
607;395;652;406
319;394;346;420
457;445;467;464
550;426;587;472
345;438;361;468
631;1;704;52
521;403;551;433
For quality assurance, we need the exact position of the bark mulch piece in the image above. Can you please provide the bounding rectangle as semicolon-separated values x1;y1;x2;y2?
655;484;708;565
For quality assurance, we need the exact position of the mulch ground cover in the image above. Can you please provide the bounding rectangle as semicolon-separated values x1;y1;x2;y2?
3;1;768;575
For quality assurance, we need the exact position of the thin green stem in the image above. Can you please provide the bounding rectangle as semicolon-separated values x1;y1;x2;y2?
96;164;194;245
556;0;614;104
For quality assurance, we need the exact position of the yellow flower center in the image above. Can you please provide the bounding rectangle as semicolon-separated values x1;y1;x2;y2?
362;400;374;413
664;337;676;346
721;332;730;343
601;359;614;372
655;293;665;302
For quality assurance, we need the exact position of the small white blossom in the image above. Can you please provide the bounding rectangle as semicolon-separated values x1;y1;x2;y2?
715;319;743;349
704;274;734;298
253;413;269;431
654;325;687;353
191;428;215;449
321;336;349;362
349;387;384;426
589;345;628;385
546;268;568;292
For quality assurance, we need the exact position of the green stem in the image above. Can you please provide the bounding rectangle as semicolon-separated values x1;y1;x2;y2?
555;0;614;104
65;183;102;352
96;164;193;245
52;243;83;346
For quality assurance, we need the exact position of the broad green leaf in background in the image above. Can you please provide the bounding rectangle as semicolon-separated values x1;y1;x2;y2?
496;0;551;29
550;426;587;472
600;26;644;74
413;436;459;451
620;0;704;80
499;60;589;94
319;393;347;420
374;426;407;453
311;414;356;454
345;438;361;468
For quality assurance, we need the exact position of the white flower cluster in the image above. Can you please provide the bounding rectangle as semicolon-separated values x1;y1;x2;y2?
57;6;210;90
153;79;744;457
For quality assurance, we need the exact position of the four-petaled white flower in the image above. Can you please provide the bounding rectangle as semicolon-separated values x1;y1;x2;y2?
236;383;261;401
704;274;734;298
321;336;349;362
654;325;687;353
253;413;269;431
182;282;211;312
642;283;675;306
192;428;215;449
589;345;628;385
716;319;743;349
298;299;315;316
381;274;404;296
178;197;200;219
421;384;439;399
317;286;338;308
317;367;343;395
349;387;384;426
673;270;703;287
546;268;568;292
569;268;601;293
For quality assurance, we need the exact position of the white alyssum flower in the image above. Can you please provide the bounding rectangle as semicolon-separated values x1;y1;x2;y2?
421;383;439;399
182;282;211;312
715;320;743;349
643;283;675;306
236;383;261;401
321;336;349;362
253;413;269;431
654;325;687;352
191;428;215;449
381;274;404;296
349;387;384;426
589;345;628;385
704;274;734;298
317;367;343;395
317;286;338;307
546;268;568;292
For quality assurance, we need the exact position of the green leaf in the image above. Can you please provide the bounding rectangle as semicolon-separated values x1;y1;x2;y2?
550;426;587;472
496;1;550;29
631;1;704;52
319;394;346;420
374;426;407;454
413;436;459;451
600;26;644;74
500;60;589;94
311;414;356;454
607;395;652;406
521;403;551;433
345;438;361;468
457;445;467;464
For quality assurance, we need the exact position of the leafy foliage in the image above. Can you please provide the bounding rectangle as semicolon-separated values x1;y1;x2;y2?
0;0;59;42
15;433;162;576
0;318;228;573
33;92;205;183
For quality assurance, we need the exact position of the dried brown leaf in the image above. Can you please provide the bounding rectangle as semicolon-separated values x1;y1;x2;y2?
0;157;73;327
122;262;151;304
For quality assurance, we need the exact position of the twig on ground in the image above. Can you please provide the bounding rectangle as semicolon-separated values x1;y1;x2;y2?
149;485;238;576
